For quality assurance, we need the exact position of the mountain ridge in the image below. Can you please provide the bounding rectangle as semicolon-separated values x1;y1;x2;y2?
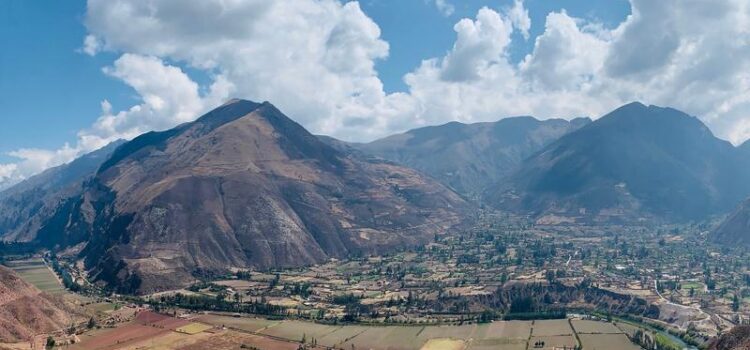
356;115;591;196
487;102;750;222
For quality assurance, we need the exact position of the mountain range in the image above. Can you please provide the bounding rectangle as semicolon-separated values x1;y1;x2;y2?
486;102;750;223
2;99;750;293
0;140;123;245
356;116;590;196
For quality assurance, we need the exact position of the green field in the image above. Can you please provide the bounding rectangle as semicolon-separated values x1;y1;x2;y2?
680;281;705;291
4;258;65;294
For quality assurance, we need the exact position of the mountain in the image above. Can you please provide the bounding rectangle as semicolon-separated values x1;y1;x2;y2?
356;117;591;196
712;198;750;246
487;102;750;223
0;140;124;244
0;265;83;343
707;325;750;350
12;99;466;294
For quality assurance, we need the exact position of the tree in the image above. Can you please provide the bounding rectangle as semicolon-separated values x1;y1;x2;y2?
45;336;55;349
87;317;97;329
733;293;741;312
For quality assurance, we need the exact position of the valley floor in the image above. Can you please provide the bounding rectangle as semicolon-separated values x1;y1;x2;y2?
3;210;747;349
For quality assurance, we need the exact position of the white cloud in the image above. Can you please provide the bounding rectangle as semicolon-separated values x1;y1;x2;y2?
507;0;531;39
403;0;750;144
78;53;229;151
439;7;512;82
429;0;455;17
0;164;17;184
3;0;750;189
0;145;79;190
0;54;231;189
81;34;101;56
520;11;608;91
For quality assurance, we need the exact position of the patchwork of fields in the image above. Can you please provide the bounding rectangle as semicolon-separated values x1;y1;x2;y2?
8;308;645;350
194;315;643;350
0;260;646;350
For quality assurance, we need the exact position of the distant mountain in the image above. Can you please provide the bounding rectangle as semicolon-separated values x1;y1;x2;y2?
487;102;750;222
356;117;590;196
0;265;83;342
5;99;467;293
741;139;750;158
712;198;750;246
0;140;124;244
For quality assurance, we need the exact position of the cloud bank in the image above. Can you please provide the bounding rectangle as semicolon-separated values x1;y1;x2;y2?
2;0;750;189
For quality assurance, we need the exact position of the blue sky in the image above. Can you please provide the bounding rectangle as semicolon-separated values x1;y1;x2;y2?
1;0;749;187
0;0;629;161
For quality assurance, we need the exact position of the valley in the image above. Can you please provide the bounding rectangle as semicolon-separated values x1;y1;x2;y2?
4;209;746;349
2;100;750;349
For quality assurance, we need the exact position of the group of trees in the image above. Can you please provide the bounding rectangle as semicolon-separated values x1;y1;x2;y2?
149;293;287;316
48;255;83;292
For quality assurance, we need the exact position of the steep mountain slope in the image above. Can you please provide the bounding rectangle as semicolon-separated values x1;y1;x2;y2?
0;140;123;244
0;265;82;343
712;198;750;246
53;99;466;293
357;117;590;196
707;325;750;350
488;102;750;222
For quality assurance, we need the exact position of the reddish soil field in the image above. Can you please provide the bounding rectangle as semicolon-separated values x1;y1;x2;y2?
71;311;191;350
71;324;170;350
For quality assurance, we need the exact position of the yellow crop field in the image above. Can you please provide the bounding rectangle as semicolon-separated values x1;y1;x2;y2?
176;322;214;335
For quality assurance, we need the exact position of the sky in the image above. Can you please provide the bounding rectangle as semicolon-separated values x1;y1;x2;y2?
0;0;749;189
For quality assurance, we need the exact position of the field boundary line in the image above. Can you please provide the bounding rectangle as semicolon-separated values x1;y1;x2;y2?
569;318;582;349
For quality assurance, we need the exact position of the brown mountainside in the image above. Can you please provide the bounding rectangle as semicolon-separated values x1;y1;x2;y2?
0;265;81;343
712;198;750;247
707;325;750;350
67;99;467;293
357;116;590;196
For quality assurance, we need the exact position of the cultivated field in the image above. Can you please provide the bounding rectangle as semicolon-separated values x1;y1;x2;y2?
4;259;64;294
529;335;577;349
420;338;466;350
579;333;641;350
571;319;623;333
530;319;573;336
196;314;278;332
175;322;214;335
69;313;646;350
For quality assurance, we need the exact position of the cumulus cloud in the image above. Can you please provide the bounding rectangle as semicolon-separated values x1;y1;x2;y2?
507;0;531;39
429;0;455;17
438;8;513;82
0;54;231;189
78;53;231;151
3;0;750;189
